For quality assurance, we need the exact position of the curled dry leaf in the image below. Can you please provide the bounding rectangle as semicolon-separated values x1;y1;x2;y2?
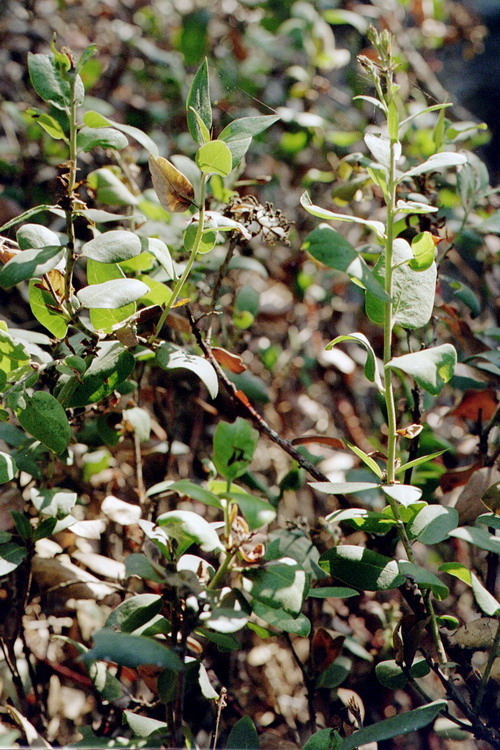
453;466;500;525
451;389;498;421
396;423;423;439
312;627;345;673
148;155;195;213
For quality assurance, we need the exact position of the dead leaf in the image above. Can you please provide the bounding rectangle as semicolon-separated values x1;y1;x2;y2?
148;155;195;213
453;466;500;525
312;628;345;673
440;462;481;493
211;346;246;373
291;435;346;450
482;481;500;515
396;423;423;439
451;389;498;421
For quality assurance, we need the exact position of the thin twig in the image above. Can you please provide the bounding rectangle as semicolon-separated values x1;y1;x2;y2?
211;687;227;750
187;309;350;506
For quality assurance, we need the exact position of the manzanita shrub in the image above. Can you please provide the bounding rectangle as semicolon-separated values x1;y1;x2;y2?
0;29;499;750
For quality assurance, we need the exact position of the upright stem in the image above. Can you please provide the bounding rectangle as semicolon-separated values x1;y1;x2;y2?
63;72;79;306
474;617;500;712
149;174;208;344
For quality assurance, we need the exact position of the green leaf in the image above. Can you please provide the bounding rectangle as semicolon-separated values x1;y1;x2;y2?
300;192;386;237
86;259;136;333
340;700;446;750
365;132;396;169
0;205;64;234
31;488;77;517
308;586;359;599
83;111;159;158
125;553;166;583
243;559;308;616
26;108;66;140
302;225;389;301
398;561;449;600
105;594;163;633
77;279;149;309
196;140;232;176
212;419;259;483
376;657;430;689
123;711;167;739
143;238;175;279
388;344;457;396
408;505;458;544
319;546;405;591
346;441;384;478
186;59;211;145
77;126;128;152
303;728;343;750
410;231;436;271
0;329;29;379
64;342;135;407
0;543;27;576
365;239;436;329
310;482;381;495
17;223;61;250
18;392;71;454
29;280;68;338
123;407;151;443
87;167;139;205
87;629;182;671
156;343;218;400
0;451;17;483
81;231;145;264
208;481;276;530
251;601;311;636
146;479;222;508
448;525;500;555
396;450;447;475
157;510;223;554
226;716;259;750
225;137;252;169
219;115;281;142
28;52;74;110
400;152;467;180
381;484;423;507
0;245;64;289
184;222;217;255
439;564;500;615
327;333;384;392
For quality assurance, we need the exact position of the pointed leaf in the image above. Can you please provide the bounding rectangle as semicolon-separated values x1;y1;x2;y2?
83;111;159;157
226;716;259;750
448;525;500;554
396;450;446;475
398;561;449;600
186;59;212;145
400;152;467;180
301;192;385;237
28;52;73;110
388;344;457;396
310;482;380;495
219;114;281;142
340;700;446;750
